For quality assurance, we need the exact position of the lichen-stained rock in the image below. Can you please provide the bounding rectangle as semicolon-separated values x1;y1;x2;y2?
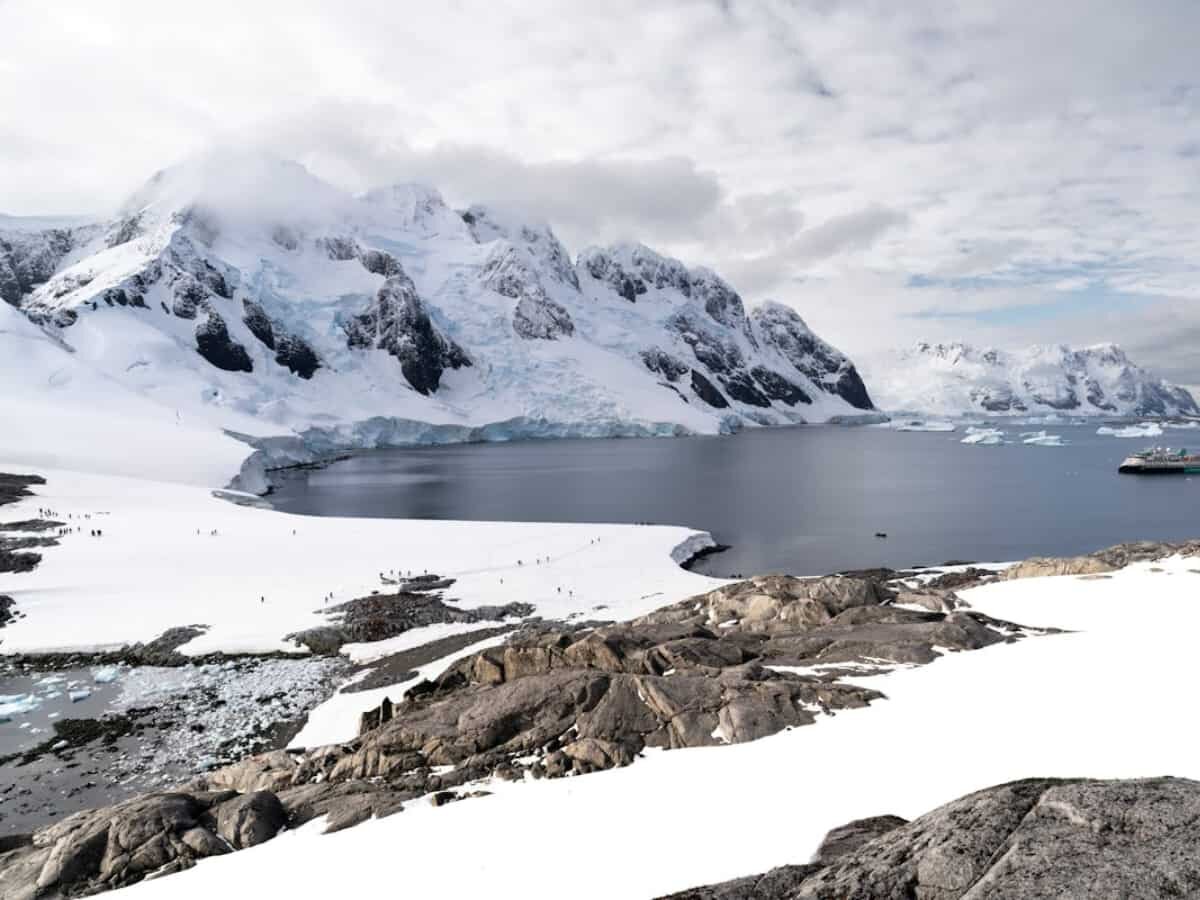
344;271;470;394
662;778;1200;900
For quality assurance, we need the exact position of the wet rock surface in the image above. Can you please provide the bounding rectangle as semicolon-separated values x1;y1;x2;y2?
661;777;1200;899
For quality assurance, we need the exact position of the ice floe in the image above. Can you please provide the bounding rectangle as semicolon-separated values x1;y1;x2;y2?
1021;430;1067;446
1097;422;1165;438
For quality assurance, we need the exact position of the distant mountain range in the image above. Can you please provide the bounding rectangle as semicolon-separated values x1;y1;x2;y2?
0;151;876;450
869;341;1199;418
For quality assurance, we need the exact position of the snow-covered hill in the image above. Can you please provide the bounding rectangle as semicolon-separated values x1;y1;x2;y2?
869;341;1199;418
0;151;876;472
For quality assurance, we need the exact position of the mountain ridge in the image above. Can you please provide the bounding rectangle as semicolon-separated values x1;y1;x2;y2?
0;153;878;456
869;339;1198;417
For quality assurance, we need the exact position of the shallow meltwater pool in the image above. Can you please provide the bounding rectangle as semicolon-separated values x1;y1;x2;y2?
267;423;1200;577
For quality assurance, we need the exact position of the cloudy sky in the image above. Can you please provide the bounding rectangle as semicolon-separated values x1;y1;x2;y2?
2;0;1198;384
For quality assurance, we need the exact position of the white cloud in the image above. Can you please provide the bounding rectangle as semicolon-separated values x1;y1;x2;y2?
2;0;1199;380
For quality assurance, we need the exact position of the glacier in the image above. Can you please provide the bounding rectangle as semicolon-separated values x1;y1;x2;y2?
0;150;877;490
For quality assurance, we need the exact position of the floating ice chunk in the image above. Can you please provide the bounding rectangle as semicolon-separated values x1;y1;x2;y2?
36;675;66;687
1021;431;1067;447
961;427;1005;446
1097;423;1164;438
892;420;956;433
0;693;41;720
68;688;93;703
93;666;121;684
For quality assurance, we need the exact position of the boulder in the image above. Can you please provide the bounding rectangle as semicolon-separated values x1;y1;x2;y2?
661;777;1200;899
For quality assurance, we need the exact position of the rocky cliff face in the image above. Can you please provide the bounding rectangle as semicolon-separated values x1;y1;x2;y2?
0;153;876;443
871;340;1198;417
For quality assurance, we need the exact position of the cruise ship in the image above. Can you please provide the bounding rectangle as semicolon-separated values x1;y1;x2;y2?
1118;447;1200;474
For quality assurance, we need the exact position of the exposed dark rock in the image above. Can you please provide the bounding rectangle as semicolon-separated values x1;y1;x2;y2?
661;778;1200;899
274;334;320;379
344;272;470;394
285;590;534;656
720;371;771;408
641;347;690;382
481;244;575;340
195;313;253;373
170;275;208;319
0;473;45;509
0;228;76;306
689;268;756;344
751;366;811;406
753;301;874;410
690;370;729;409
242;299;321;379
241;299;275;349
670;311;743;375
0;595;14;627
358;249;403;278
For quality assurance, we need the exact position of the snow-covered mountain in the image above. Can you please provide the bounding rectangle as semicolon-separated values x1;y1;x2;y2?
0;152;875;457
871;341;1199;418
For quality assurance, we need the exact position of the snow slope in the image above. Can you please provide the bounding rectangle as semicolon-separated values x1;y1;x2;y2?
1;151;876;473
869;341;1198;418
122;558;1200;899
0;466;722;657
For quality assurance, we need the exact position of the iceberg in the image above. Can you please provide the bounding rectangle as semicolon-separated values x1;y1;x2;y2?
961;427;1005;446
1097;423;1164;438
0;693;41;721
68;688;93;703
93;666;121;684
1021;431;1067;447
892;420;957;433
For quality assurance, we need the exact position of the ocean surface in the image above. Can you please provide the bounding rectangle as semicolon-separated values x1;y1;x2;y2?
268;424;1200;577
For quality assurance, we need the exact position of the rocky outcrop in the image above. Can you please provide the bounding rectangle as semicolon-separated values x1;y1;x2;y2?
0;228;78;306
194;312;253;373
641;347;690;382
480;244;576;340
344;272;470;394
0;473;44;509
0;569;1045;898
464;205;580;290
241;299;321;379
754;301;874;410
690;370;729;408
0;789;285;898
1002;539;1200;581
286;589;534;655
662;777;1200;899
211;573;1035;806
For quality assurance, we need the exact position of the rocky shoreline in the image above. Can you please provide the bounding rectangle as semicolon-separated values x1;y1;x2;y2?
0;560;1059;898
